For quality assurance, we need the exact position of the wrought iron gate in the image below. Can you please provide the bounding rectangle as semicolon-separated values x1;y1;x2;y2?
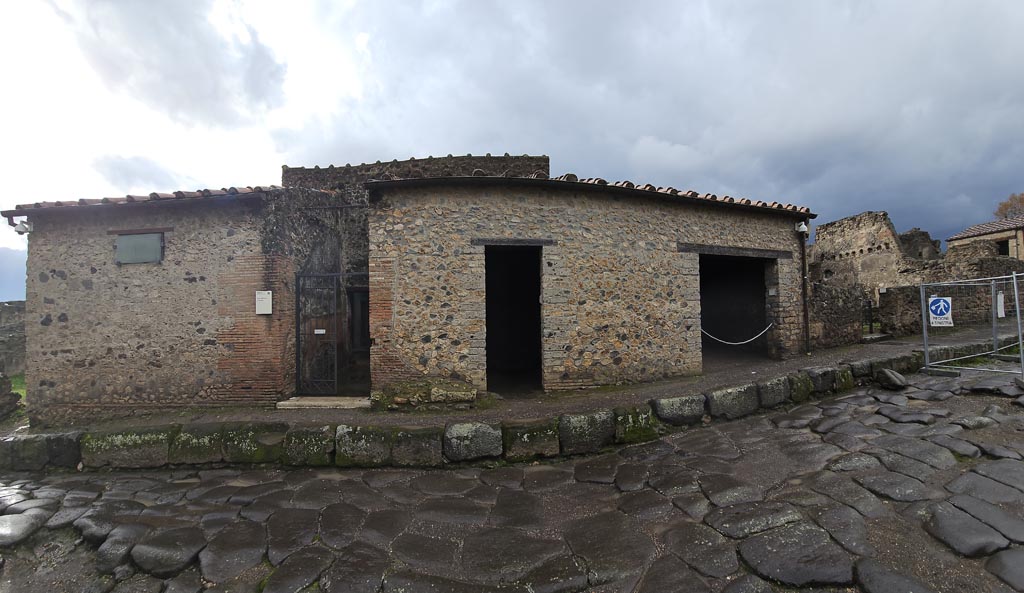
296;274;340;395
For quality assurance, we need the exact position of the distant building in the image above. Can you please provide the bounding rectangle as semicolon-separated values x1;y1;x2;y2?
947;215;1024;259
2;154;815;425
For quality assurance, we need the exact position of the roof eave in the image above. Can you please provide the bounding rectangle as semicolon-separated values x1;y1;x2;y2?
365;176;816;220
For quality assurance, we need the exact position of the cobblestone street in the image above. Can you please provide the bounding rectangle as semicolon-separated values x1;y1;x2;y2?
4;369;1024;592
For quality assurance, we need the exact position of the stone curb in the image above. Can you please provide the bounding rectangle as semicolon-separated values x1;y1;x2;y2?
0;339;1004;471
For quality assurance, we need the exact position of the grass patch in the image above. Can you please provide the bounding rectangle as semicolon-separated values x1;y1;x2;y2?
9;374;24;398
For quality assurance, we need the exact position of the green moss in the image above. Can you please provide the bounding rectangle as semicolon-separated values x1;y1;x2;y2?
613;406;661;444
9;374;25;398
221;422;288;464
335;425;393;467
834;368;855;392
502;419;559;462
788;372;813;403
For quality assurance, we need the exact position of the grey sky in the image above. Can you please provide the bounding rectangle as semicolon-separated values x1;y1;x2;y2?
5;0;1024;257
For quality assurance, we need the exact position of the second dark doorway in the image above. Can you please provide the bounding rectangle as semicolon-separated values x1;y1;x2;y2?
699;254;770;366
486;245;543;394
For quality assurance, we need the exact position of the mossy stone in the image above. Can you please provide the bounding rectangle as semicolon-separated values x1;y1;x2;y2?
788;372;813;403
81;426;178;469
284;425;335;466
221;422;288;464
169;424;224;464
501;418;559;462
335;425;392;467
613;406;660;444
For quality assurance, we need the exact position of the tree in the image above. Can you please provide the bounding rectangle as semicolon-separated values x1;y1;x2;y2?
995;192;1024;219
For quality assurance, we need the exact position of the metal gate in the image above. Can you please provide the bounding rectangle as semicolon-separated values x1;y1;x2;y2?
920;272;1024;376
296;274;340;395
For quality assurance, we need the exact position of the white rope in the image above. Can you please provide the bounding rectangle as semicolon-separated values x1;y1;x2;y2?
701;322;775;346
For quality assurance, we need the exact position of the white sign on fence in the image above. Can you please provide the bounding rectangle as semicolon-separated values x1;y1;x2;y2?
998;291;1006;318
928;296;953;327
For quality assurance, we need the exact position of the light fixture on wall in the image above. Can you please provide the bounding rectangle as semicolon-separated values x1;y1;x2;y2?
795;221;809;234
13;221;32;235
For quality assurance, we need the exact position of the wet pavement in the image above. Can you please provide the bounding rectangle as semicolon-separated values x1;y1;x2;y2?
4;367;1024;592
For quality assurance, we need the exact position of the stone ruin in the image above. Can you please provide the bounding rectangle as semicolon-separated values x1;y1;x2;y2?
0;300;24;376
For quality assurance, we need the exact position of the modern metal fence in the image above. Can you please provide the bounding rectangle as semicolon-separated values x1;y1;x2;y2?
920;273;1024;376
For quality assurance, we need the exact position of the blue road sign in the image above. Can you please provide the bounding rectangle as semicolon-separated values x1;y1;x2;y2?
929;298;951;316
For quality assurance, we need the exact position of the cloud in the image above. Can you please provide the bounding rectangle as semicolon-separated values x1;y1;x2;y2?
266;0;1024;247
50;0;286;127
92;156;183;193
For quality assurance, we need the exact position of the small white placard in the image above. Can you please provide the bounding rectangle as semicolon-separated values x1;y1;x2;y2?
928;296;953;327
255;291;273;315
998;291;1006;318
314;329;327;335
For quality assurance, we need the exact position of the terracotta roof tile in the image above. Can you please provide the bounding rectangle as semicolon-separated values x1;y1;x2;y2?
3;185;287;216
948;216;1024;241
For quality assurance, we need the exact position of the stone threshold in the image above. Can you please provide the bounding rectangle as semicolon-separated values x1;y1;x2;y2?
0;337;1015;473
276;397;371;410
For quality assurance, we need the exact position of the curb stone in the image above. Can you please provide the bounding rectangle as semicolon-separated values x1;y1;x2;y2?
3;338;1006;471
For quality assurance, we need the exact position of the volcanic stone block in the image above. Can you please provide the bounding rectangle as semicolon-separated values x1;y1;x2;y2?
876;369;908;390
221;422;288;464
650;395;706;426
283;425;335;466
788;372;814;403
444;422;502;462
738;522;854;586
391;426;444;467
614;406;660;444
502;418;560;461
757;376;791;408
169;423;224;465
335;425;392;467
835;366;855;392
45;432;82;468
706;384;759;420
925;501;1009;557
81;426;177;469
804;367;837;395
559;410;615;455
0;435;49;471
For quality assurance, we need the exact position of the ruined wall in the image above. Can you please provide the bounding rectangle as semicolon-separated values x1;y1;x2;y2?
282;154;551;190
948;229;1024;260
0;301;25;374
808;283;864;349
899;228;941;260
368;184;805;392
812;211;909;292
23;188;343;425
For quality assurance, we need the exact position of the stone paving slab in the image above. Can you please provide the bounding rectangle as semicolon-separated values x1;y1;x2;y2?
5;367;1024;591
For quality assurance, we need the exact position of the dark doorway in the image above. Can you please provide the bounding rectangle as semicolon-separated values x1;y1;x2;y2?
486;246;543;394
296;274;370;396
699;255;770;368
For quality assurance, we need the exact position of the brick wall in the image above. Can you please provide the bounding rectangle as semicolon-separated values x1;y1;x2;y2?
368;183;807;392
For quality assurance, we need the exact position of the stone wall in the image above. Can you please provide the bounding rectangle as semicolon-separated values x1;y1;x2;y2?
808;283;864;349
282;154;551;190
367;182;806;392
811;211;912;293
23;188;348;425
0;301;25;374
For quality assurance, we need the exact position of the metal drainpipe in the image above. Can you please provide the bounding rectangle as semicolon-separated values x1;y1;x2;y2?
800;224;811;354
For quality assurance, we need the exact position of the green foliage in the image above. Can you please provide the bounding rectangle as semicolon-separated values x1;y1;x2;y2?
9;374;25;398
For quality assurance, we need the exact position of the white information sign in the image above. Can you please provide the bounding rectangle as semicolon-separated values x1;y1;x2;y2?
998;291;1006;318
255;291;273;315
928;296;953;327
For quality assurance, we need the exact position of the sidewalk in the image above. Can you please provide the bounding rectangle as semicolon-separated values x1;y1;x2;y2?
12;323;1016;436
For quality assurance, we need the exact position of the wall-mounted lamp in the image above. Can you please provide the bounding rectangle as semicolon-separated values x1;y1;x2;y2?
13;221;32;235
795;221;809;234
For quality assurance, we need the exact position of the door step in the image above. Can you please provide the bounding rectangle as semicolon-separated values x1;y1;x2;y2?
276;397;371;410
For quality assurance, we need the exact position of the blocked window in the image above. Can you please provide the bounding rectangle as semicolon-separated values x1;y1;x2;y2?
115;233;164;264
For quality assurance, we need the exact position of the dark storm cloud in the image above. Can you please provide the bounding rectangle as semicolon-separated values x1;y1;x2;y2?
52;0;285;126
93;155;181;191
276;0;1024;243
